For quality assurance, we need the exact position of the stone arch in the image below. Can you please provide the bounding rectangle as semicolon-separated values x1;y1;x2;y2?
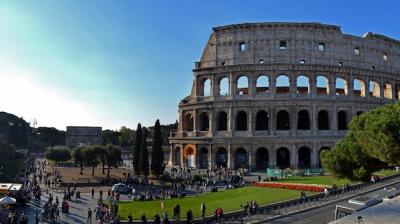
173;147;181;166
255;147;269;170
276;147;290;169
296;75;309;94
369;80;380;98
318;110;330;130
338;110;348;130
298;147;311;169
236;111;248;131
353;78;366;97
276;110;290;130
183;145;196;168
219;77;229;96
255;110;269;131
217;111;228;131
297;110;311;130
276;75;290;94
384;83;393;99
317;75;329;95
199;112;209;131
198;78;211;97
237;76;249;95
215;147;228;167
234;148;248;169
256;75;270;93
184;113;194;131
318;147;330;168
198;147;209;169
335;77;348;96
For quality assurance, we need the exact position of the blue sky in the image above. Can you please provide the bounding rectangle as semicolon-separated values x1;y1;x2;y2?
0;0;399;130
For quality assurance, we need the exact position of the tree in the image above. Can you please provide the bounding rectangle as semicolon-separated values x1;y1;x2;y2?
151;119;165;176
139;128;149;177
133;123;142;175
119;126;134;147
102;129;121;146
105;144;122;178
84;146;100;176
321;103;400;181
45;146;71;164
72;147;85;175
95;146;107;175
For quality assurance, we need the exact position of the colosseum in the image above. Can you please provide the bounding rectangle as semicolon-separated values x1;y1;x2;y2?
168;22;400;171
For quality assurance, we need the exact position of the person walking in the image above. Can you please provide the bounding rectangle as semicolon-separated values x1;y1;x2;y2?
91;188;95;199
87;208;92;224
200;201;206;220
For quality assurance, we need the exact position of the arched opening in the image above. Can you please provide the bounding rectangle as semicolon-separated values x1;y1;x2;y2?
255;148;269;170
276;110;290;130
369;80;380;98
297;110;311;130
277;147;290;169
338;110;348;130
256;75;270;93
236;111;248;131
234;148;248;169
318;110;330;130
199;147;209;169
219;77;229;96
317;76;329;95
276;75;290;94
173;147;181;166
296;75;309;94
217;111;228;131
237;76;249;95
184;113;194;131
384;83;393;99
395;84;400;100
201;79;211;97
298;147;311;169
319;147;330;168
335;78;348;96
183;146;195;168
216;148;228;167
199;112;209;131
353;79;366;97
255;110;269;131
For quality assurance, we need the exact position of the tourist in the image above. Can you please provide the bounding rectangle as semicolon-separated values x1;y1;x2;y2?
128;213;133;224
91;188;95;199
186;209;193;224
87;208;92;224
99;190;103;200
162;211;169;224
153;213;161;224
200;201;206;219
141;214;147;224
173;204;180;220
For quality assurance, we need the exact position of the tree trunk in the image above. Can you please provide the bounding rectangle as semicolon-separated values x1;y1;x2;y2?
107;163;111;178
80;164;83;175
92;166;95;176
102;163;105;175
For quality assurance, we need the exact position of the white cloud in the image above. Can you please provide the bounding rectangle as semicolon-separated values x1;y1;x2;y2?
0;69;103;130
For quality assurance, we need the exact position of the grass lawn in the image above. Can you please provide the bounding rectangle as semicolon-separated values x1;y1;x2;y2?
374;169;400;177
118;186;310;219
277;175;353;186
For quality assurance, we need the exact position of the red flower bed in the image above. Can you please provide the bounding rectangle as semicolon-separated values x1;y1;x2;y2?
252;182;325;192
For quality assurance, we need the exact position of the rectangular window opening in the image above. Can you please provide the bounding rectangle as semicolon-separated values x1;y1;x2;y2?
354;48;360;56
239;42;246;51
300;59;305;64
318;42;325;51
383;53;388;61
259;59;264;64
279;40;287;50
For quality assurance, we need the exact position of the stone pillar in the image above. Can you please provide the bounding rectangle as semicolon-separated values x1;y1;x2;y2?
311;143;318;168
248;109;253;132
348;74;354;99
230;73;236;97
291;106;296;135
269;147;276;168
193;109;198;133
379;79;384;99
248;147;253;171
329;74;336;98
309;73;317;98
365;76;371;100
249;74;256;96
209;111;214;136
290;144;298;169
312;104;317;135
209;145;213;169
227;144;233;169
290;73;296;97
332;107;337;132
180;144;184;167
270;74;276;97
168;145;173;166
270;107;276;135
229;108;234;131
211;75;216;97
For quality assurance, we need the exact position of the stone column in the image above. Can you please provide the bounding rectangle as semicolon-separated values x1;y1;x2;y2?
248;147;253;172
209;144;213;169
290;144;298;169
329;74;336;98
230;73;236;98
211;75;216;97
348;74;354;99
249;73;256;97
270;107;276;136
270;73;276;98
332;107;337;133
290;73;297;97
180;144;184;167
269;147;276;168
248;108;253;132
309;73;317;98
229;108;234;131
227;144;233;169
379;78;384;99
312;104;317;135
310;142;318;168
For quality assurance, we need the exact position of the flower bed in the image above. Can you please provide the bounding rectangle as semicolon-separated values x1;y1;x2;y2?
252;182;326;192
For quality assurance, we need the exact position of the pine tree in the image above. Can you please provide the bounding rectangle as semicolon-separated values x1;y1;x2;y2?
139;128;149;176
133;123;142;175
151;119;164;176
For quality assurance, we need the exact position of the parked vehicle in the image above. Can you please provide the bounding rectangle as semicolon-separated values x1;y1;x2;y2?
112;183;131;193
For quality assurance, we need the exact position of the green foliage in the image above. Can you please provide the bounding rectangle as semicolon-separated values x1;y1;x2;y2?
151;119;165;176
0;112;30;148
36;127;66;149
105;144;122;177
0;140;17;168
133;123;142;175
84;146;101;176
72;147;85;175
45;146;71;164
102;129;121;146
139;128;149;177
119;126;135;147
321;103;400;182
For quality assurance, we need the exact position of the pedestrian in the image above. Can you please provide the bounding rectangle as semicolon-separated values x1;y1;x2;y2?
186;209;193;224
141;213;147;224
153;213;161;224
99;190;103;200
200;201;206;219
87;208;92;224
91;188;95;199
128;213;133;224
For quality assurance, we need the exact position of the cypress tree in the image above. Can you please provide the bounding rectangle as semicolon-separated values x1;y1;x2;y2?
139;128;149;177
151;119;164;176
133;123;142;175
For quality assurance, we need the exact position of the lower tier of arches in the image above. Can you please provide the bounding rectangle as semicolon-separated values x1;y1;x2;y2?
169;142;334;171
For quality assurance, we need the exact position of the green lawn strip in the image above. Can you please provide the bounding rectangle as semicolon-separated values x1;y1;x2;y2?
118;187;309;219
374;169;400;177
276;175;352;186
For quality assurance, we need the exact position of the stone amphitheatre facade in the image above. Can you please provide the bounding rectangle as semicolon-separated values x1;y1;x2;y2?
168;22;400;171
